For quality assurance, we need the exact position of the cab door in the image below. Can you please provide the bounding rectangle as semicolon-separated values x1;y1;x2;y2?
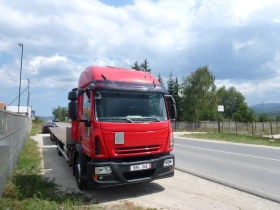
79;91;92;156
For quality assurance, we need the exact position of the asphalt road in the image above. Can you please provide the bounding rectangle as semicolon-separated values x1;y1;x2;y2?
173;137;280;202
54;122;280;202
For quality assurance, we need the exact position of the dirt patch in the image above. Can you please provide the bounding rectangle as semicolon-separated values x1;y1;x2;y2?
32;134;280;210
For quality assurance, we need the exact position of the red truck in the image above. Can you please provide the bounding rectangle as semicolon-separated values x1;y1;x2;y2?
50;66;176;190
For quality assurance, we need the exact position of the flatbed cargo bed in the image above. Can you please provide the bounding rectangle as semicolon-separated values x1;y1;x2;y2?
49;126;76;145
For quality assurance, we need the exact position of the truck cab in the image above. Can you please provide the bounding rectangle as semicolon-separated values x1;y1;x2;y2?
68;66;176;189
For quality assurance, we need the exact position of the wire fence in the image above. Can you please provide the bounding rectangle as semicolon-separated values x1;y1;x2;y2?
0;109;29;197
172;120;280;136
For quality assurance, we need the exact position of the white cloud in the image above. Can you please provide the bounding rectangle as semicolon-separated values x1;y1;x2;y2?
233;0;276;21
273;18;280;23
1;0;280;115
233;39;258;51
216;74;280;106
32;91;57;101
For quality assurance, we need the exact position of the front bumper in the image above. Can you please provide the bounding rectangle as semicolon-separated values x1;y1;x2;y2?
86;154;174;188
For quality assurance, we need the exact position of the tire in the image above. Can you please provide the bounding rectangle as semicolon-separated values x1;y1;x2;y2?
68;150;73;167
75;154;86;190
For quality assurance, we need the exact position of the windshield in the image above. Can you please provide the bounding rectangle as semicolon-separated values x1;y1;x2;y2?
95;90;168;122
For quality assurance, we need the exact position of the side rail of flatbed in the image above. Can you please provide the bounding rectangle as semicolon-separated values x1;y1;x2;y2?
49;127;76;163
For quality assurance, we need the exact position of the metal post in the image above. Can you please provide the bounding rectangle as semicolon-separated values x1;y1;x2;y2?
270;121;273;137
18;43;23;114
229;118;230;133
217;111;220;133
262;101;264;132
27;79;30;117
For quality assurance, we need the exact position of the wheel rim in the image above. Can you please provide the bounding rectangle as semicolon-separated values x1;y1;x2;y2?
76;161;81;183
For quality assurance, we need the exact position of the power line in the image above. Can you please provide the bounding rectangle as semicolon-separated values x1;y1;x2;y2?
6;87;28;108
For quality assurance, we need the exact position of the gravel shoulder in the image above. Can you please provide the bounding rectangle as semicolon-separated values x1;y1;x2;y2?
32;133;280;210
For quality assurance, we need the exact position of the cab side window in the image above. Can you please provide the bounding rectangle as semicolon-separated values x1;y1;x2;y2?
82;92;91;120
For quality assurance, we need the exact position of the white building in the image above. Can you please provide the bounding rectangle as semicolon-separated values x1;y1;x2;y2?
6;106;32;118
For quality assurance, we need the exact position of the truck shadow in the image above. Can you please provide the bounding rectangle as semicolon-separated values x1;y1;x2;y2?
41;135;165;205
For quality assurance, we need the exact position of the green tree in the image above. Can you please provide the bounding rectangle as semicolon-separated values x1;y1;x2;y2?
173;77;183;120
166;72;183;120
158;73;164;84
131;61;141;70
34;116;43;124
258;113;270;122
140;59;151;73
232;103;256;122
167;72;175;95
131;59;151;73
217;86;245;119
181;66;217;122
52;106;67;121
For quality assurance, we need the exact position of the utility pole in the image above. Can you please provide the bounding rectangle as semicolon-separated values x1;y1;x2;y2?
18;43;23;114
27;79;30;117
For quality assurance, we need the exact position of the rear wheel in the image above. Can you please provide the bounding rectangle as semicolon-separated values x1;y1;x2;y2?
75;154;86;190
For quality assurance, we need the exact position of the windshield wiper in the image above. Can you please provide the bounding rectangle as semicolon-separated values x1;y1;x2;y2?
99;118;134;123
131;117;161;122
126;119;134;123
143;117;161;122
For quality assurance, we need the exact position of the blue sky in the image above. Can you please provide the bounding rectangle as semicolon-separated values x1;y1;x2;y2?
0;0;280;117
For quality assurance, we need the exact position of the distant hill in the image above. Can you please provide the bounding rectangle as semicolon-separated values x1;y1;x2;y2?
250;103;280;118
38;116;54;121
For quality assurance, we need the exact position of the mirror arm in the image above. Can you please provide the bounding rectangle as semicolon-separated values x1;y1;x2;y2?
75;119;91;127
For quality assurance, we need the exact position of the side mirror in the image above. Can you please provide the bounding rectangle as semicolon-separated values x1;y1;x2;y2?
165;95;177;120
68;89;78;100
68;101;78;120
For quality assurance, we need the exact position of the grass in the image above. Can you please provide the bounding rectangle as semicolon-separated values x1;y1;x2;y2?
30;123;43;136
0;123;156;210
182;132;280;147
0;123;90;210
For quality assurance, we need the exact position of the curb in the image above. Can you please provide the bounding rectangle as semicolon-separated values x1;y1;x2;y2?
175;167;280;204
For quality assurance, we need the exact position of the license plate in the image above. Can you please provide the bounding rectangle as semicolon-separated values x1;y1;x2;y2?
130;163;152;171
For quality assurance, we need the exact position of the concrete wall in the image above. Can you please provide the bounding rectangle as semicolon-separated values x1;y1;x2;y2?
0;109;29;197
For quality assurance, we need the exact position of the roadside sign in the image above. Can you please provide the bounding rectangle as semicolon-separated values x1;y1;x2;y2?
31;110;35;120
218;105;224;112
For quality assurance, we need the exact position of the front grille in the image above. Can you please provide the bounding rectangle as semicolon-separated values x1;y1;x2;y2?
123;169;155;181
115;145;160;155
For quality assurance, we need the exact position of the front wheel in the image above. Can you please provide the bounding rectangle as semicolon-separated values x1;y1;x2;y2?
75;154;86;190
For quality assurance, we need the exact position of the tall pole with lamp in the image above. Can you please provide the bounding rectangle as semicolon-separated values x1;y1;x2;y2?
18;43;23;114
27;79;30;117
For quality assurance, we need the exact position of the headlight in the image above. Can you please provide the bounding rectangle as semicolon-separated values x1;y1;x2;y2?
170;132;174;149
95;166;112;174
163;158;173;167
